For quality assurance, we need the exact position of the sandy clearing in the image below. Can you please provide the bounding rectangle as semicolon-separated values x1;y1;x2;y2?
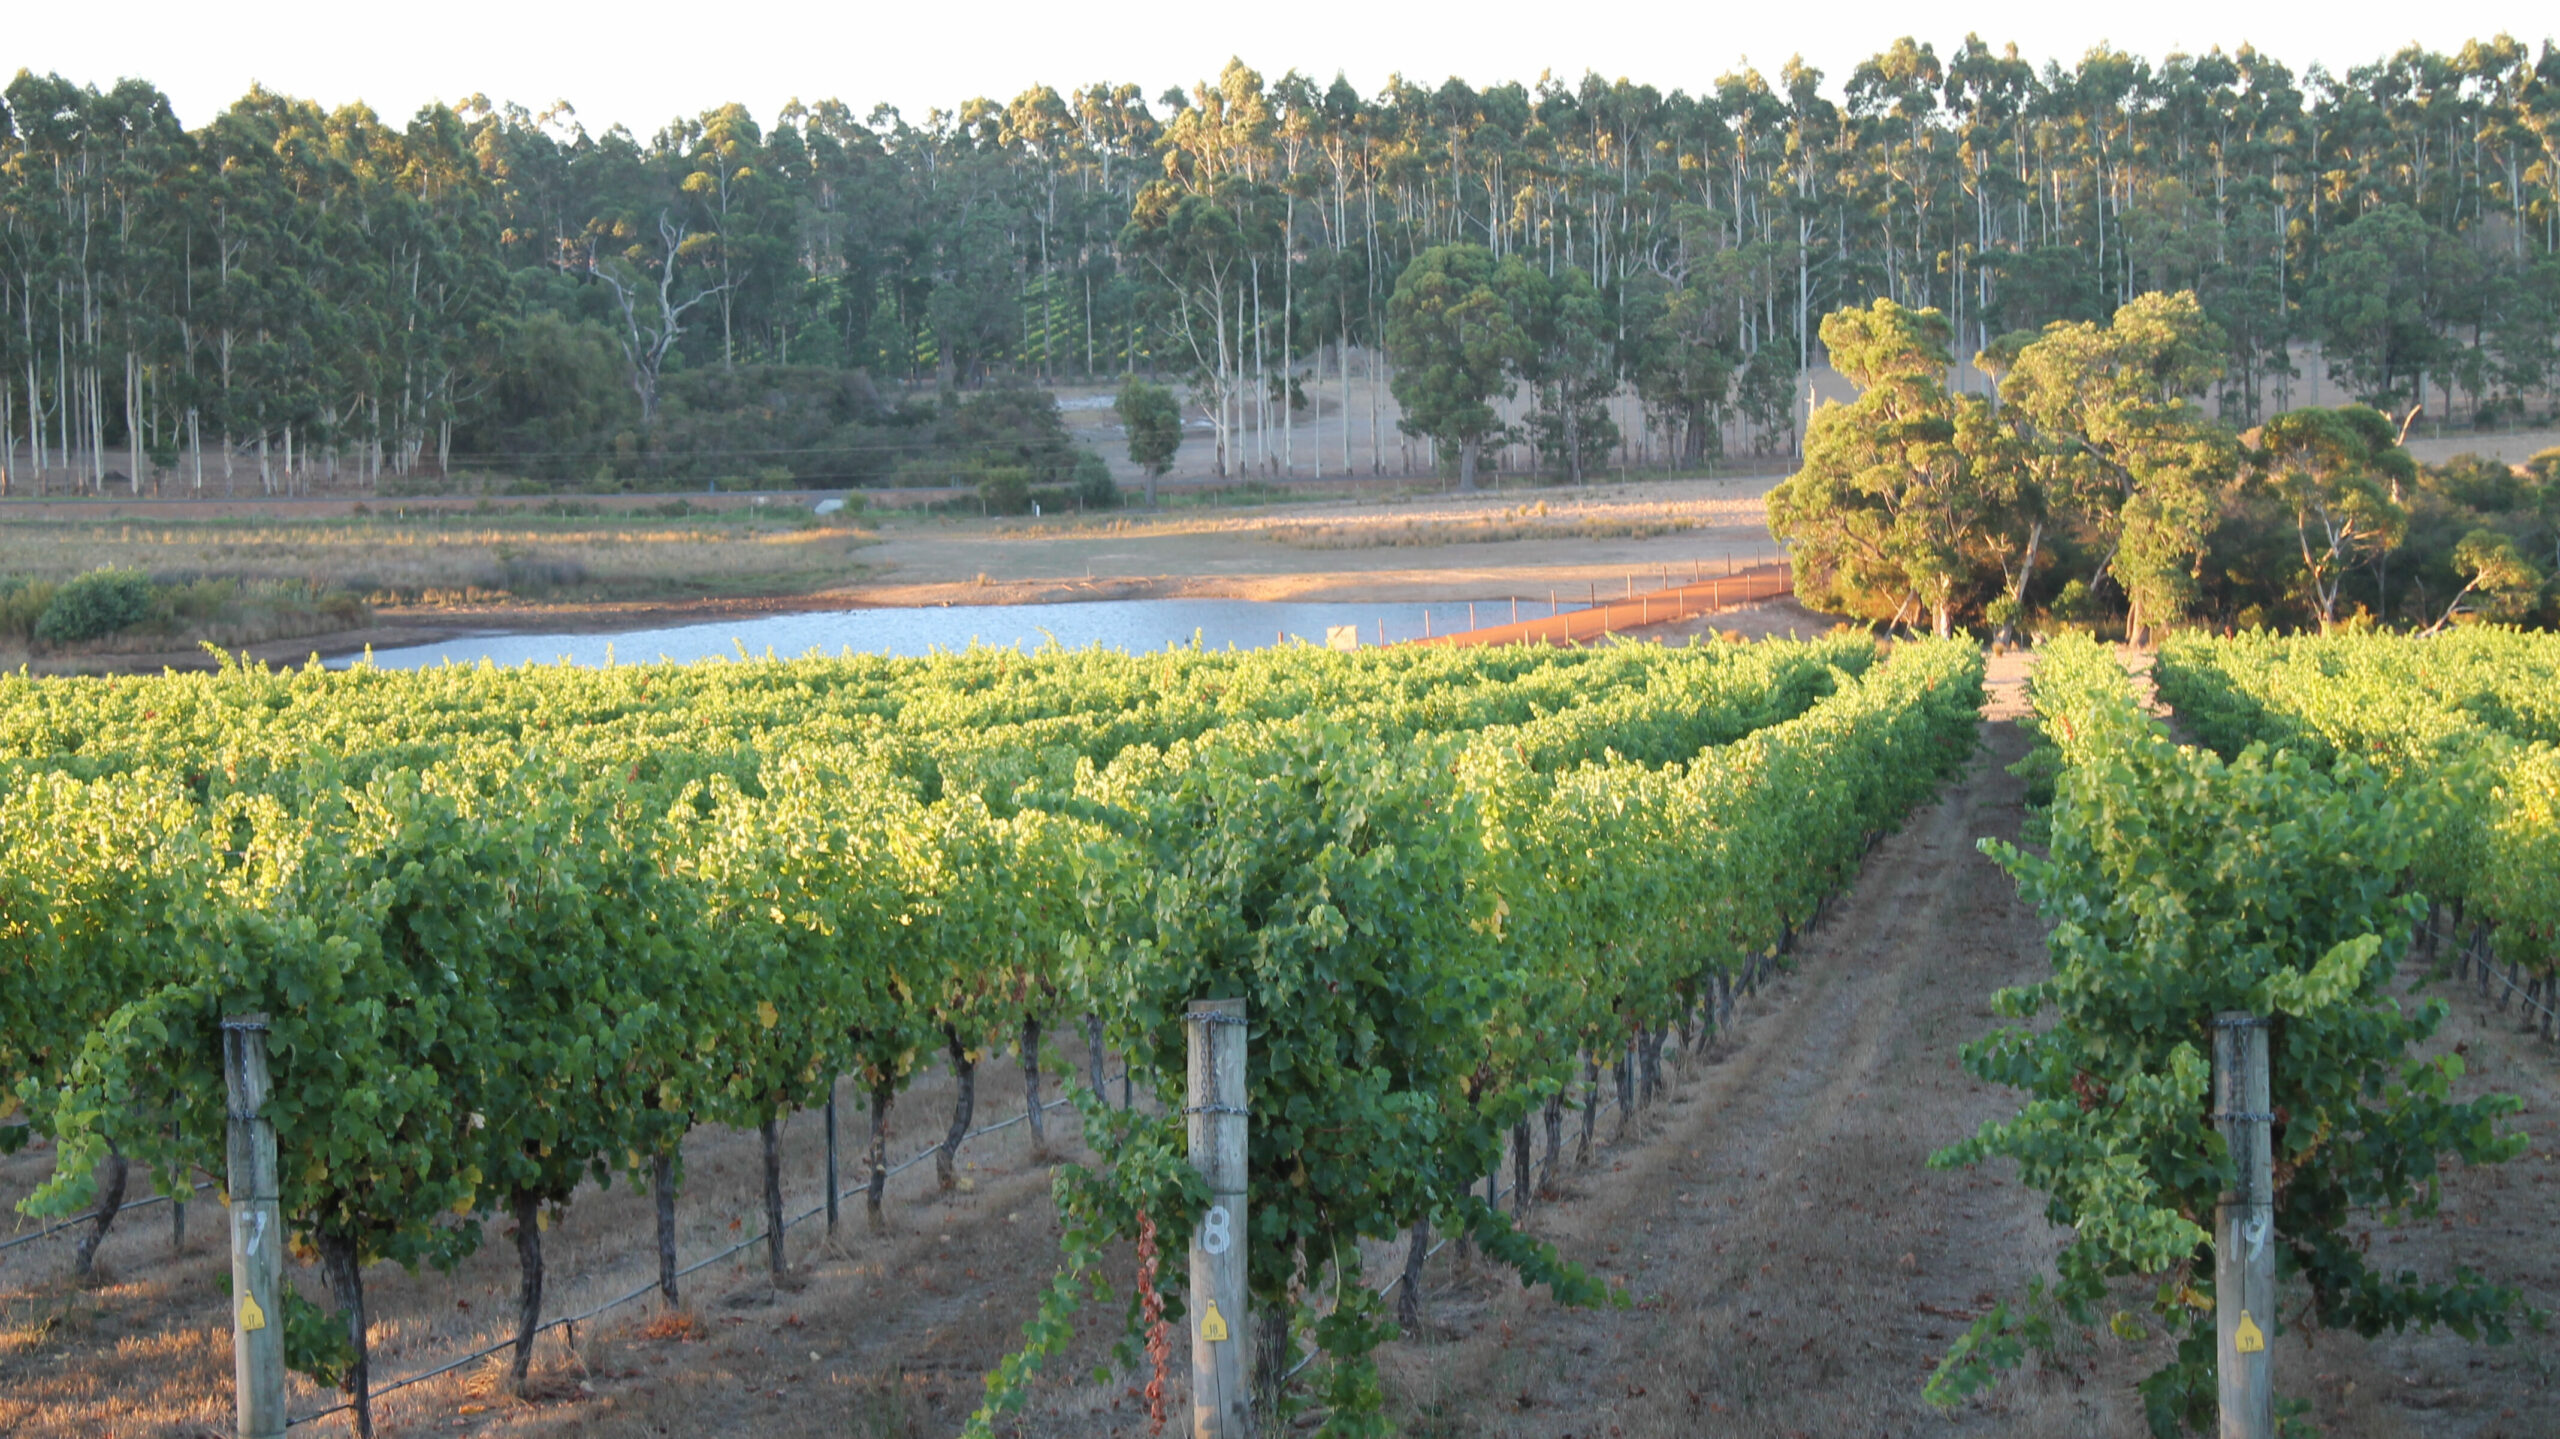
833;476;1786;609
2402;428;2560;468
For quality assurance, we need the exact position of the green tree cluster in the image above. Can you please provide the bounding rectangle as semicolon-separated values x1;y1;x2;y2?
1773;292;2559;635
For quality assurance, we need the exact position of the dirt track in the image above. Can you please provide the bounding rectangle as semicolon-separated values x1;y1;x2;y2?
1361;676;2084;1437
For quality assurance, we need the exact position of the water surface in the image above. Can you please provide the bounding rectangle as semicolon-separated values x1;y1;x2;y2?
346;597;1550;669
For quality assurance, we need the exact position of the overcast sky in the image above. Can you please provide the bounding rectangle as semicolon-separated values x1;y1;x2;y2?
12;0;2553;135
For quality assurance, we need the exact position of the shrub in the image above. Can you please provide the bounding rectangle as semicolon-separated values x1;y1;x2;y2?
1072;449;1120;509
976;465;1033;516
0;577;59;643
35;568;156;645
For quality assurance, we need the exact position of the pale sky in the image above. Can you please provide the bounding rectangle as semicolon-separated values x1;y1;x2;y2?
10;0;2552;135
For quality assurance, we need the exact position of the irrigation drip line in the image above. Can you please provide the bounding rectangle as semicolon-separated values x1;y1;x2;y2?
285;1077;1126;1429
2428;922;2560;1031
0;1178;216;1255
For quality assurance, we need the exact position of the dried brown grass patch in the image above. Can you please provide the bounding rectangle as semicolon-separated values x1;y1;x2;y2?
1263;509;1703;551
0;516;880;608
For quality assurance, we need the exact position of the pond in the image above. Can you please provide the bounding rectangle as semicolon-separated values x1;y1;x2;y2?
342;597;1553;669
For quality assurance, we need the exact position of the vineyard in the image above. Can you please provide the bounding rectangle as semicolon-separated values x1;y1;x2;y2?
0;633;1984;1435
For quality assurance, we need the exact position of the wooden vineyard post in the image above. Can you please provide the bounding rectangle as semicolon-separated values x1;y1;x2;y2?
2212;1012;2274;1439
223;1014;285;1439
1186;998;1250;1438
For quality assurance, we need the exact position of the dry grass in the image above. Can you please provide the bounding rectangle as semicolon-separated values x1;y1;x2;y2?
989;492;1745;550
0;514;880;608
1262;503;1703;551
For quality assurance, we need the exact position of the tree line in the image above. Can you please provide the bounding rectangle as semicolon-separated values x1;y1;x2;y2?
3;35;2560;495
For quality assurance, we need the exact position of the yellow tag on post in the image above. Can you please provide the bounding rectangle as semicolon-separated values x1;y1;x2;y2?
240;1294;267;1331
1200;1301;1229;1343
2233;1310;2265;1354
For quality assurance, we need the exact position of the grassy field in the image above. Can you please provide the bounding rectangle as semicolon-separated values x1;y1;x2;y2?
0;503;877;604
0;500;881;665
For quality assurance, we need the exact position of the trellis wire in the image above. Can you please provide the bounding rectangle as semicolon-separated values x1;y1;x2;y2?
20;981;1770;1418
284;1076;1130;1428
2429;917;2560;1037
0;1177;215;1254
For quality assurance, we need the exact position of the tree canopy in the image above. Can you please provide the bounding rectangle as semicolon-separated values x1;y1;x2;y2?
1776;291;2560;636
3;38;2560;496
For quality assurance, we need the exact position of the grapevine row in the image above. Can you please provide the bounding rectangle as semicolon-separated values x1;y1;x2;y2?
1;633;1967;1434
1933;637;2528;1434
2153;630;2560;1016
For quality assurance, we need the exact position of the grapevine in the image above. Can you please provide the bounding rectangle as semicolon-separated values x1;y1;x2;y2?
1934;636;2530;1435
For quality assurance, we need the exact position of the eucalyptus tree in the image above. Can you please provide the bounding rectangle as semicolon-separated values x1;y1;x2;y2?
2255;404;2416;632
1113;377;1181;503
587;210;728;423
1768;298;2024;637
5;36;2560;499
1383;242;1532;491
1517;263;1618;482
1995;291;2239;638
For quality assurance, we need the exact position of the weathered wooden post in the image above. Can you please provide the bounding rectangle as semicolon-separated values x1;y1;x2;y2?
223;1013;285;1439
2213;1012;2274;1439
824;1084;840;1234
1186;998;1249;1438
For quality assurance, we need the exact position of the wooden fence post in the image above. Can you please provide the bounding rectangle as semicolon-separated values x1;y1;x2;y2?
2213;1012;2274;1439
223;1013;285;1439
1186;998;1250;1438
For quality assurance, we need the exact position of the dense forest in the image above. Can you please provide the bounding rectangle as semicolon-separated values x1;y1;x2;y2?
3;36;2560;497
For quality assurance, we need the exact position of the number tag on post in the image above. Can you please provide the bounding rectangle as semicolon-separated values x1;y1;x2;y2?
1200;1204;1232;1255
2233;1311;2265;1354
1200;1301;1229;1342
239;1293;267;1331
